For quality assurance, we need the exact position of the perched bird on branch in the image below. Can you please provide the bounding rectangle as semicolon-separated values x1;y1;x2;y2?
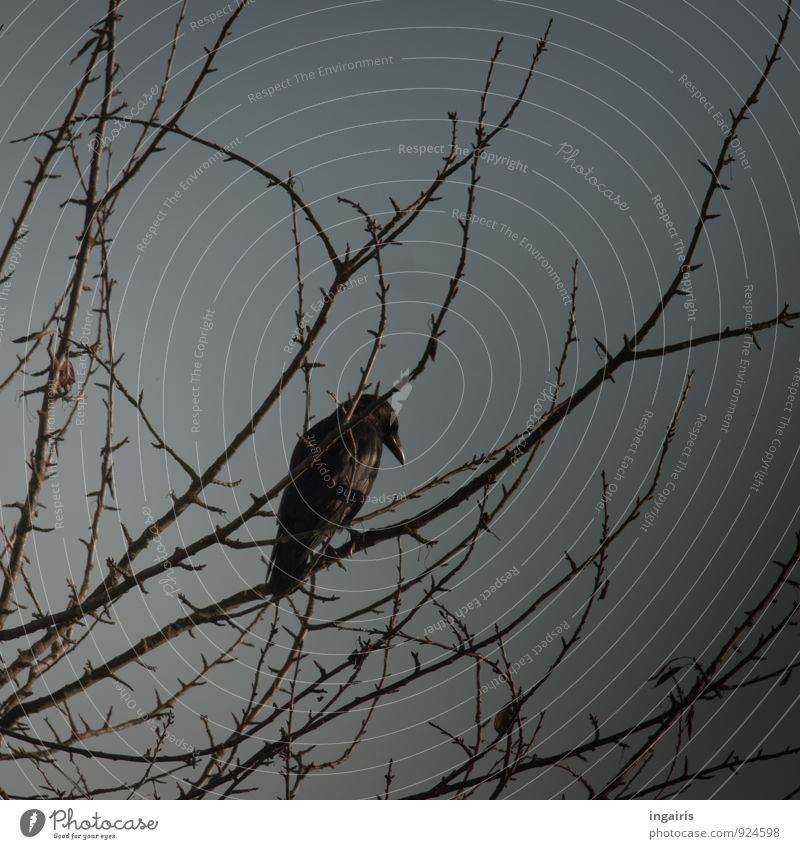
266;394;405;595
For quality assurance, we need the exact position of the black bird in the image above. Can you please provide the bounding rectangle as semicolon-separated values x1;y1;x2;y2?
267;394;404;594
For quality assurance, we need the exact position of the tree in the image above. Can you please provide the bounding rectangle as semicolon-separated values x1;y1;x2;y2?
0;0;797;799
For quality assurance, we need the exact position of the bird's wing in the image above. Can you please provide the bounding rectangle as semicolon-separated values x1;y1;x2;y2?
335;423;382;524
269;413;384;593
278;414;382;536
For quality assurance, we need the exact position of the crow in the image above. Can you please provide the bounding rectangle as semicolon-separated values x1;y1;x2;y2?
266;394;404;595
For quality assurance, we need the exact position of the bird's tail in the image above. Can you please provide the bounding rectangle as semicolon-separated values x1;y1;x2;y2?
266;539;310;596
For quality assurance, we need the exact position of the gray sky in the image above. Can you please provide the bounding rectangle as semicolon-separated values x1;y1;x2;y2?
1;0;799;798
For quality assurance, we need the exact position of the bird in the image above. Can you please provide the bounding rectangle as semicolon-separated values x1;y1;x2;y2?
266;394;404;595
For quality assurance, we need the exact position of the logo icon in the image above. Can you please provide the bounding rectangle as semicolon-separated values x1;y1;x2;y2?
19;809;45;837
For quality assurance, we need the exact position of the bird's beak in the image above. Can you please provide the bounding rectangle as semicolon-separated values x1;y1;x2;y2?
385;432;405;465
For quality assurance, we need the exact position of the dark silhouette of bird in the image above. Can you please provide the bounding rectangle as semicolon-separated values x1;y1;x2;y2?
266;394;404;595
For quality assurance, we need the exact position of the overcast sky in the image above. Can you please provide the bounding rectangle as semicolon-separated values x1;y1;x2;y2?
1;0;799;799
